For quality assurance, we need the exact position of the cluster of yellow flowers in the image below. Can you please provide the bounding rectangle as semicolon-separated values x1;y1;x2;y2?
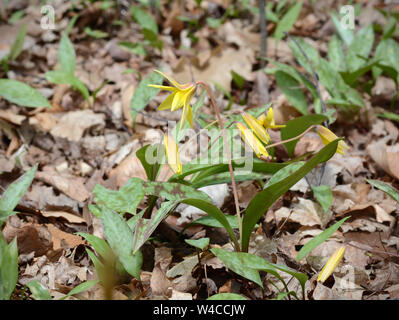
149;70;349;175
236;108;283;159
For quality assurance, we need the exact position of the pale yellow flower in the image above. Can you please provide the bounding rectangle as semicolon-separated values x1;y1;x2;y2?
164;134;182;175
242;112;270;144
258;108;285;129
317;246;345;283
148;70;195;128
316;125;349;155
237;123;270;159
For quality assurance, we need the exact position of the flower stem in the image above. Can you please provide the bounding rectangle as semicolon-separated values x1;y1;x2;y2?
197;81;242;252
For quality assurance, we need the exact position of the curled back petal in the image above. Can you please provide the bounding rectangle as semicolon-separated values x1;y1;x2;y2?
147;84;175;91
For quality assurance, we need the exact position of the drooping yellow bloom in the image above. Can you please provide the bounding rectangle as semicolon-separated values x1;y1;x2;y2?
237;123;270;159
317;246;345;283
242;112;270;144
164;134;182;175
148;70;195;129
258;108;285;129
316;125;349;155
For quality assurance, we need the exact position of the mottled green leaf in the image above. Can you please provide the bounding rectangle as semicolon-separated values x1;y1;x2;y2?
281;114;327;157
0;164;37;225
26;280;52;300
130;70;163;126
312;185;333;213
242;140;339;252
296;216;350;261
185;238;209;251
59;35;75;74
8;23;27;61
274;1;303;43
101;206;142;279
367;179;399;203
207;293;248;300
274;71;308;115
0;237;18;300
60;280;99;300
0;80;51;108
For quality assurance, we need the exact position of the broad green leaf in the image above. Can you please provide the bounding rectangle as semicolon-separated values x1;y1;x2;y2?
8;23;27;61
60;280;99;300
366;179;399;203
84;27;108;39
328;34;345;71
93;181;145;214
185;238;209;251
0;164;37;225
207;293;248;300
211;248;308;293
274;1;303;43
132;201;176;253
130;70;163;126
275;71;308;115
242;140;339;252
372;39;399;82
136;144;163;181
181;198;240;251
210;248;263;287
191;214;239;229
288;37;320;75
130;7;158;34
192;171;269;189
280;114;327;157
312;185;333;213
264;162;305;189
59;35;76;74
331;12;354;46
45;70;90;100
0;237;18;300
0;80;51;108
377;112;399;123
76;232;115;262
26;280;52;300
118;41;147;57
345;25;374;72
296;216;350;261
266;60;318;99
101;206;142;279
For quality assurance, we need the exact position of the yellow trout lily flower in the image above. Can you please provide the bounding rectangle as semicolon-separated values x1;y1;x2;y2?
317;246;345;283
316;125;349;155
258;108;285;129
242;112;270;144
237;123;270;159
148;70;195;128
164;134;182;175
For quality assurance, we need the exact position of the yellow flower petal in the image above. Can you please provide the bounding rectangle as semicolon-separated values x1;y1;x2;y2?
317;246;345;283
242;112;270;144
261;107;286;129
148;84;175;91
158;91;176;110
154;70;184;90
316;125;349;155
237;123;269;158
164;134;182;175
180;103;193;129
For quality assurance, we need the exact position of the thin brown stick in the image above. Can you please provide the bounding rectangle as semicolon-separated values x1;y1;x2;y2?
197;81;242;251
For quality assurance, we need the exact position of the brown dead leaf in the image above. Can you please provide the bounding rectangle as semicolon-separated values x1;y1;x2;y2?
46;224;85;251
35;168;89;202
50;110;105;141
173;46;254;91
41;210;86;224
367;141;399;180
150;263;172;297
